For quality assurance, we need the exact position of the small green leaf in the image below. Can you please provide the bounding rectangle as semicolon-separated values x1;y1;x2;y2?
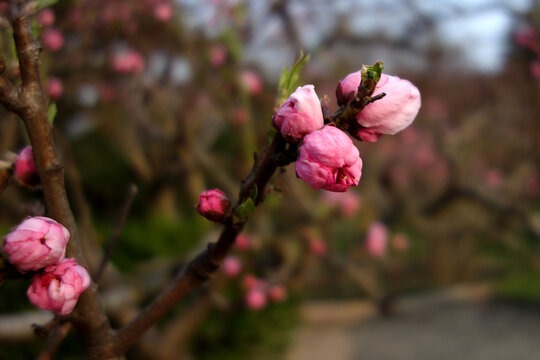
235;198;255;222
251;184;258;201
276;51;310;107
361;61;384;83
47;103;57;124
35;0;59;12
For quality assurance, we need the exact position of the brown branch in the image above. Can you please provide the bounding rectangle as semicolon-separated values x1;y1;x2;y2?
0;13;114;358
104;132;295;357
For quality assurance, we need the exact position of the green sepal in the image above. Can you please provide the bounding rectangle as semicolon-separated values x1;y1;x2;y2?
47;103;57;124
361;61;384;83
234;197;255;222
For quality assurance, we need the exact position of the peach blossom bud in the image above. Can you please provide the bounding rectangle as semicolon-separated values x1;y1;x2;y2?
296;126;362;192
112;50;145;74
3;216;69;272
273;85;324;143
235;233;250;250
365;222;388;257
41;29;64;52
308;237;327;257
268;285;287;303
222;256;242;277
210;44;227;67
340;72;421;142
391;233;409;252
46;77;63;100
14;146;39;187
242;274;258;290
245;288;267;310
37;8;55;27
321;191;361;217
154;2;173;22
196;189;230;222
240;70;263;95
27;258;90;315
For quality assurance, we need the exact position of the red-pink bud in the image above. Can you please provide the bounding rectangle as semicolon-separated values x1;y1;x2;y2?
222;256;242;277
296;126;362;192
245;288;267;310
274;85;324;143
235;233;251;250
37;8;55;27
112;50;145;74
308;237;327;257
3;216;69;272
196;189;230;222
27;258;90;315
240;70;263;95
14;146;39;187
154;2;173;22
268;285;287;303
340;72;421;142
242;274;258;290
41;29;64;52
46;77;63;100
210;44;227;67
365;222;388;257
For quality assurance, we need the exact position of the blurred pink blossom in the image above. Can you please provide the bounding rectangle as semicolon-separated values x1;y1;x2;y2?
308;237;327;257
365;222;388;258
37;8;55;27
268;285;287;303
27;258;90;315
530;60;540;80
14;146;39;187
41;29;64;52
112;50;145;74
154;2;173;22
515;25;538;49
321;191;361;217
485;169;503;189
391;233;409;252
240;70;263;95
210;44;227;67
46;77;63;100
235;233;251;250
222;256;242;277
245;288;267;310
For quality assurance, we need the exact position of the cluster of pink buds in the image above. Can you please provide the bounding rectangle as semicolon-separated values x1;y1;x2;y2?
364;222;410;258
275;64;420;192
242;274;287;311
3;217;90;315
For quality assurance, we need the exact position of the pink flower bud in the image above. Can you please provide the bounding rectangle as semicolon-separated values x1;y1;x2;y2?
391;234;409;252
242;274;258;290
154;2;173;22
196;189;230;222
41;29;64;52
235;233;251;250
308;237;327;257
14;146;39;187
268;285;287;303
240;70;263;95
530;60;540;80
340;72;421;142
210;44;227;67
222;256;242;277
321;191;361;217
37;8;55;27
112;50;145;74
365;222;388;258
27;258;90;315
273;85;324;143
46;77;63;100
296;126;362;192
245;288;267;310
3;216;69;272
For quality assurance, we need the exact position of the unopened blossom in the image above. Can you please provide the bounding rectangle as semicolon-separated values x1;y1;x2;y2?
14;147;39;187
41;29;64;51
339;71;421;142
235;233;251;250
245;288;267;310
222;256;242;277
210;44;227;67
240;70;263;95
112;50;145;74
296;126;362;192
37;8;55;27
321;191;361;217
268;285;287;303
27;258;90;315
46;77;63;100
308;237;327;257
154;2;173;22
273;85;324;143
365;222;388;257
196;189;230;222
3;216;69;272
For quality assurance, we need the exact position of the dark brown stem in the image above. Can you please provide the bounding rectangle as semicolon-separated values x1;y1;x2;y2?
0;13;114;358
105;133;295;357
